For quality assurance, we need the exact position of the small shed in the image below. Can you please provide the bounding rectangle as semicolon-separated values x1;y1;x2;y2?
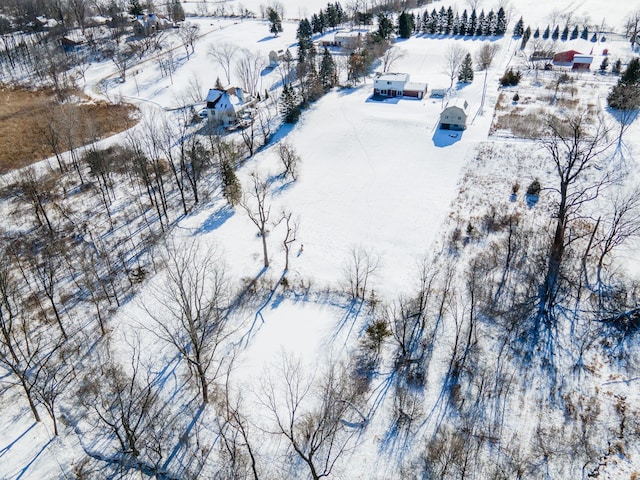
572;54;593;70
553;50;581;64
268;49;286;67
440;99;469;130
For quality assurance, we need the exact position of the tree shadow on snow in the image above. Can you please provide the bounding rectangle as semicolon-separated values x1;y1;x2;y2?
432;128;463;147
194;205;234;235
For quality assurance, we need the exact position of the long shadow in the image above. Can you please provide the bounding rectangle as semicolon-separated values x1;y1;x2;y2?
432;128;463;147
194;204;234;235
15;439;53;480
0;423;37;458
162;403;206;472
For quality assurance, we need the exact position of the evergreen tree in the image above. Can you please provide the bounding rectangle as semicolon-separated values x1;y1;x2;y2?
376;12;394;40
533;27;540;38
280;84;300;123
551;25;559;40
437;6;446;34
469;9;477;36
128;0;143;16
326;3;339;29
220;160;241;206
421;11;430;33
496;7;507;35
599;57;609;72
215;76;224;89
452;13;461;36
581;26;589;39
428;8;438;34
297;18;313;43
542;25;550;39
458;52;474;82
521;26;531;49
590;32;597;42
612;58;622;74
168;0;185;22
267;7;283;36
621;57;640;85
475;10;485;35
445;6;454;35
311;13;323;34
570;25;579;40
513;16;524;36
486;9;496;36
398;11;414;39
319;47;337;89
460;10;468;35
561;25;569;40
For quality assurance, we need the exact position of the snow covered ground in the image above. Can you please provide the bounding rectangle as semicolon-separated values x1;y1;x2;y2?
2;0;640;478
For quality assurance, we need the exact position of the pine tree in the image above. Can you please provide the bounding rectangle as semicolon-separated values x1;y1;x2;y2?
319;47;337;89
599;57;609;72
469;9;477;36
621;57;640;85
168;0;185;22
521;26;531;49
398;11;414;39
533;27;540;38
220;160;241;206
297;18;312;43
421;11;430;33
377;12;394;40
581;26;589;39
445;6;454;35
267;7;283;36
460;10;468;35
542;25;550;39
311;13;324;34
437;6;446;34
513;16;524;36
590;32;597;42
486;10;495;36
280;84;300;123
458;53;474;82
476;10;485;35
452;13;461;36
496;7;506;35
326;3;338;29
570;25;579;40
128;0;143;16
612;59;622;74
215;77;224;89
551;25;559;40
561;25;569;41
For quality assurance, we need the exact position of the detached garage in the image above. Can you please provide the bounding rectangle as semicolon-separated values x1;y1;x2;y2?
440;99;469;130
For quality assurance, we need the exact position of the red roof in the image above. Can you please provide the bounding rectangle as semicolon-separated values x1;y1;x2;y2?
553;50;582;63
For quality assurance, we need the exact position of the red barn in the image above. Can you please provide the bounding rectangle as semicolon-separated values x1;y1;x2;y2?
553;50;582;64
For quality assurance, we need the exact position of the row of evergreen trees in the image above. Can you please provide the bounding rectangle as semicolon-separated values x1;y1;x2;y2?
309;2;347;35
411;7;508;37
515;17;604;49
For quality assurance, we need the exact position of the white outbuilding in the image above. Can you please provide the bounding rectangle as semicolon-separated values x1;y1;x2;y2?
439;98;469;130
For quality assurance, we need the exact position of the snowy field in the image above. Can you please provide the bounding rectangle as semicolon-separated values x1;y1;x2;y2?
2;0;640;478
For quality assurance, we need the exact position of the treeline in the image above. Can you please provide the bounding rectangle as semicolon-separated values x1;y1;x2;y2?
415;6;508;37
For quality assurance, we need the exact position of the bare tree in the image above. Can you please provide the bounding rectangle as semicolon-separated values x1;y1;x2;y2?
178;22;200;59
260;355;360;480
444;44;468;90
208;43;239;85
381;46;404;73
344;246;380;300
241;173;272;268
236;49;266;97
538;112;612;320
275;210;299;271
143;239;230;404
475;42;500;110
277;141;300;180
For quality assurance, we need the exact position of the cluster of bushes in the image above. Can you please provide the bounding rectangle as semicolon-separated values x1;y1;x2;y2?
500;68;522;86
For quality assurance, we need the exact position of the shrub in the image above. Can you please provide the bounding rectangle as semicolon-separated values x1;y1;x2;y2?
500;68;522;86
513;92;520;102
526;179;541;196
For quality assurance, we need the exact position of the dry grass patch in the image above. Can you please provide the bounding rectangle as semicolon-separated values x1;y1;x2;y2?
0;87;137;174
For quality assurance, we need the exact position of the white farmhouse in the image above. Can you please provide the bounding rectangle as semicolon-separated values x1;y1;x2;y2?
205;88;244;125
373;73;428;99
439;98;469;130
